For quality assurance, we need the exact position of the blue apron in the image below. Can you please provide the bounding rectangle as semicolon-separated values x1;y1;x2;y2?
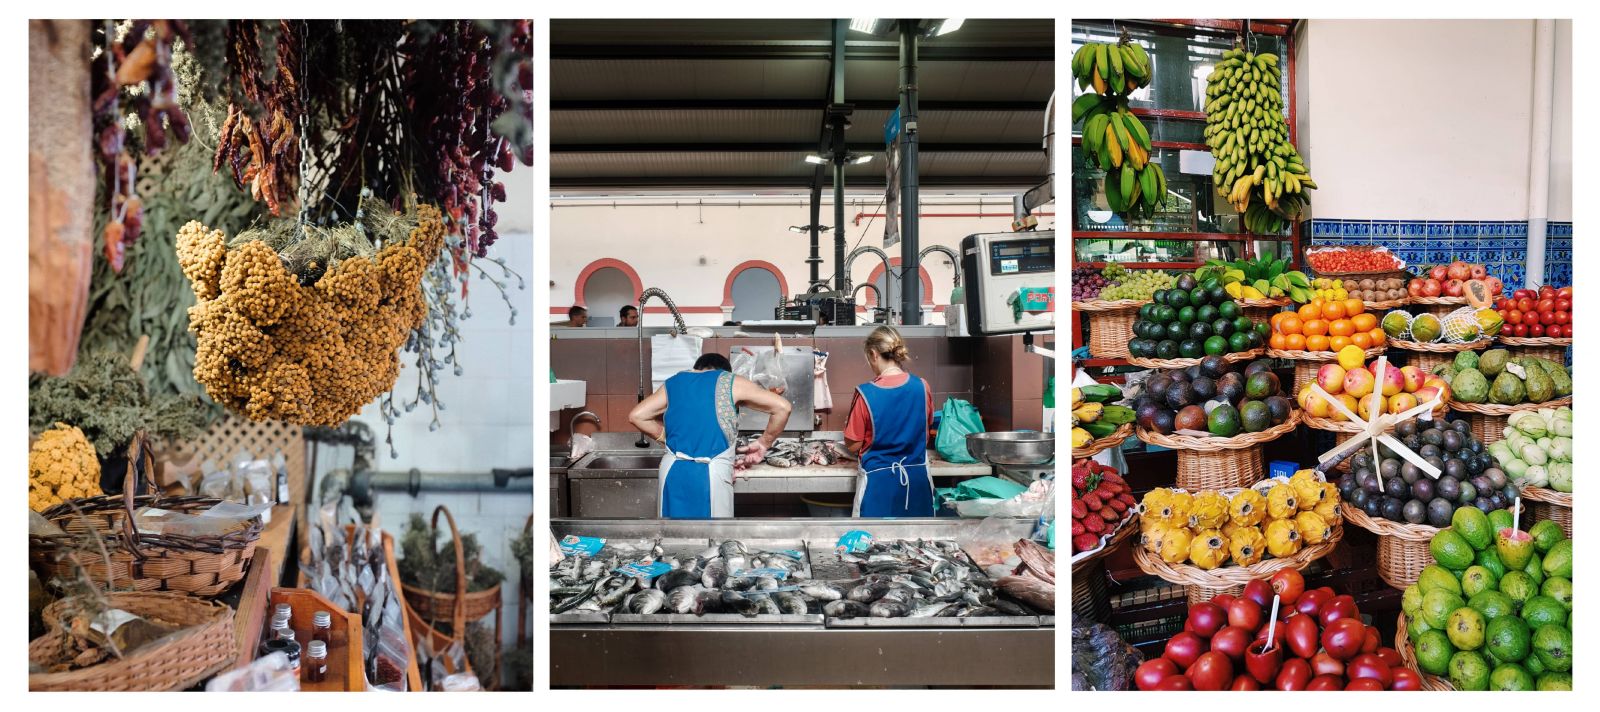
658;370;738;518
852;374;935;517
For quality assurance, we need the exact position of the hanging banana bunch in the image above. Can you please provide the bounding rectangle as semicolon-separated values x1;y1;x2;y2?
1203;43;1318;234
1071;37;1166;222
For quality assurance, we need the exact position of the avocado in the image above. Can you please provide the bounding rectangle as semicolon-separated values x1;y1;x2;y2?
1176;274;1198;292
1217;300;1240;320
1174;405;1208;432
1211;317;1234;338
1240;400;1272;433
1179;338;1204;359
1490;371;1526;405
1264;395;1293;424
1135;401;1166;431
1197;305;1220;324
1151;409;1176;435
1191;376;1218;402
1216;372;1246;403
1245;370;1281;400
1228;332;1250;353
1166;289;1189;309
1178;306;1197;324
1156;340;1180;359
1243;359;1272;377
1191;287;1209;307
1199;354;1229;378
1189;322;1213;340
1166;322;1188;341
1204;335;1228;356
1207;404;1242;437
1209;285;1229;305
1165;382;1194;410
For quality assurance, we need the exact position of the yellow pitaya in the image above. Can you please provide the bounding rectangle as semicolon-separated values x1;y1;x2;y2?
1188;529;1230;570
1157;526;1194;564
1289;471;1325;511
1229;488;1267;526
1296;511;1332;545
1228;525;1267;567
1265;518;1303;558
1266;483;1299;520
1313;483;1343;526
1188;491;1230;530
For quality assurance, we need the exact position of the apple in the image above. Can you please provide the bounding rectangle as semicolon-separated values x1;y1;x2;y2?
1429;265;1449;281
1399;365;1425;393
1444;279;1465;297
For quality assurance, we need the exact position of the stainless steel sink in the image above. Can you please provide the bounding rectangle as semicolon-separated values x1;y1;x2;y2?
579;455;663;471
550;455;573;469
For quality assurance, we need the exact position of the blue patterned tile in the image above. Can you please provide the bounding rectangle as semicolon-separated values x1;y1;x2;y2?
1312;220;1334;237
1372;221;1399;238
1452;222;1479;237
1507;222;1528;237
1401;221;1426;237
1427;222;1451;237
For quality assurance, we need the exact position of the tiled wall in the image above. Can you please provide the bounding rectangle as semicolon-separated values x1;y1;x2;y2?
549;334;1049;444
1308;219;1573;289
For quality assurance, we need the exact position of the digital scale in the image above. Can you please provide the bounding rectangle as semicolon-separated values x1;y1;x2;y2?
959;231;1056;336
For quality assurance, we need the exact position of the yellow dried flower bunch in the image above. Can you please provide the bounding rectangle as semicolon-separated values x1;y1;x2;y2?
178;204;446;426
29;424;102;512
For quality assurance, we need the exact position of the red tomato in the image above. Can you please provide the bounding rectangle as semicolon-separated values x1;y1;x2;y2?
1540;285;1557;299
1391;668;1423;691
1556;297;1571;312
1295;588;1331;618
1134;658;1179;691
1164;631;1205;669
1285;613;1321;659
1211;625;1253;662
1242;579;1273;610
1345;677;1386;691
1375;647;1404;669
1154;674;1193;691
1230;675;1261;691
1318;595;1359;626
1518;297;1536;313
1512;323;1529;337
1558;286;1573;299
1187;602;1227;638
1274;658;1312;691
1210;593;1237;610
1361;625;1381;654
1228;598;1263;633
1507;309;1523;324
1554;310;1570;324
1515;289;1535;300
1270;569;1306;606
1310;650;1345;677
1529;323;1546;337
1306;674;1345;691
1527;310;1544;325
1321;617;1367;660
1347;653;1392;687
1187;651;1234;691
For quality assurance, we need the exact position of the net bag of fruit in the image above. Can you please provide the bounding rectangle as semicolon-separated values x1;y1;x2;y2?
1440;307;1485;344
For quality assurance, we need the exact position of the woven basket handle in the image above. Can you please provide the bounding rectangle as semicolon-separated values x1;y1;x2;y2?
118;432;155;564
431;505;468;639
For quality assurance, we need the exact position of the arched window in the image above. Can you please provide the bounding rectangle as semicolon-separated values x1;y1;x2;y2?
572;258;643;326
722;260;789;323
860;257;936;318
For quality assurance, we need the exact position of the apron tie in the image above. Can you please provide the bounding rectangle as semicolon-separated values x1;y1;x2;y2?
672;451;716;464
863;457;924;511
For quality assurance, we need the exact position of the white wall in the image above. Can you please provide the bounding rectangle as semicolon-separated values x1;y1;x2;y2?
1549;19;1572;221
1301;19;1571;221
549;195;1054;327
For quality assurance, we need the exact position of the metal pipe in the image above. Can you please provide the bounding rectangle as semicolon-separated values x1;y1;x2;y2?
362;468;533;495
853;283;882;322
919;244;961;287
898;19;922;325
636;287;687;447
569;410;600;449
830;19;848;291
843;245;891;295
1527;19;1556;288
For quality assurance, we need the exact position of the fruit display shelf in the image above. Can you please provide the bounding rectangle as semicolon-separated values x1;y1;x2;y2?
1341;505;1441;590
1234;296;1292;322
1299;414;1396;473
1135;412;1301;491
1125;347;1265;371
1520;486;1572;538
1264;344;1388;393
1394;614;1456;691
1072;512;1139;577
1447;396;1574;445
1071;298;1147;359
1132;476;1343;606
1072;422;1133;460
1495;335;1572;365
1408;295;1470;320
1386;337;1493;374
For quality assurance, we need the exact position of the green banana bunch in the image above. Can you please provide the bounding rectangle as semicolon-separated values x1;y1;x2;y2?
1071;39;1152;95
1202;44;1317;233
1079;98;1164;221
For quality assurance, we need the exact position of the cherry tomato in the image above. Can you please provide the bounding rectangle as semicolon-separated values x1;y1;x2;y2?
1540;285;1557;299
1186;651;1234;691
1512;323;1529;337
1518;297;1536;313
1154;674;1193;691
1134;658;1179;690
1526;310;1544;326
1554;310;1570;325
1506;309;1523;324
1270;569;1305;606
1345;677;1386;691
1164;631;1205;669
1529;323;1546;337
1274;658;1312;691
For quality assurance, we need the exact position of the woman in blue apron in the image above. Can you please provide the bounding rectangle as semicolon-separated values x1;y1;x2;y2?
844;326;935;517
629;353;792;518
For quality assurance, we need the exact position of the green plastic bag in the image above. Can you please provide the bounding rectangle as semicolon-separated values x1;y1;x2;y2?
935;398;985;464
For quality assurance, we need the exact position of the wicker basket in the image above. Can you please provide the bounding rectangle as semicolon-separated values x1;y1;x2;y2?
1342;505;1437;590
1522;486;1572;538
1394;614;1456;691
1125;347;1266;371
1134;475;1344;592
1302;414;1397;473
1496;335;1572;365
1449;396;1573;445
1409;296;1469;319
401;505;504;626
1388;338;1493;373
30;436;262;598
1363;297;1413;311
1186;584;1245;607
1073;299;1146;359
1071;514;1139;576
28;591;236;691
1266;346;1389;393
1236;296;1291;323
1072;423;1133;460
1071;560;1113;623
1136;412;1300;491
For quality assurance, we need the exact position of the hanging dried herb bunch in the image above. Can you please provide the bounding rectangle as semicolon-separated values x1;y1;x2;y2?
91;20;195;271
176;200;446;426
29;351;208;458
397;513;505;594
211;20;301;216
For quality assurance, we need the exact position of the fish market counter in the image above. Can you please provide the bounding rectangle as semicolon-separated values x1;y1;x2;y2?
733;452;992;494
549;518;1054;688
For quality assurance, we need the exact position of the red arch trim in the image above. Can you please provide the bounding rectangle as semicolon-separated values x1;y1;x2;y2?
860;257;937;308
572;258;644;308
721;260;791;307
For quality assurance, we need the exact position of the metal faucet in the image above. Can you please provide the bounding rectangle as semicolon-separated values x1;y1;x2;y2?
919;244;962;287
568;411;600;449
637;287;687;447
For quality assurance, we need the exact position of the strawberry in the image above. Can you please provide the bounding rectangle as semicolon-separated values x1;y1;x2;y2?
1106;498;1128;513
1071;499;1088;519
1073;533;1101;553
1084;494;1102;511
1071;520;1086;536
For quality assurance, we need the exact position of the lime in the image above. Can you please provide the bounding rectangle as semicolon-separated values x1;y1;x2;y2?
1415;628;1455;675
1446;606;1486;650
1448;650;1492;691
1485;615;1531;663
1489;663;1535;691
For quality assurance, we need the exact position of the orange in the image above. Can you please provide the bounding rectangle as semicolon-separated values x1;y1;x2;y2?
1322;301;1347;320
1302;319;1329;336
1351;313;1378;332
1304;334;1328;351
1368;328;1387;346
1270;333;1288;350
1329;319;1356;337
1271;311;1293;332
1351;332;1373;349
1344;299;1365;316
1285;334;1307;351
1299;301;1323;320
1329;335;1354;352
1279;315;1304;335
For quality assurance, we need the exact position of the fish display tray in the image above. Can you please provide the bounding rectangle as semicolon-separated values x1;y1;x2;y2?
825;615;1042;629
610;613;824;626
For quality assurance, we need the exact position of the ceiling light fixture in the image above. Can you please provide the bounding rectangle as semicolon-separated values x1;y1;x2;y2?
804;154;828;165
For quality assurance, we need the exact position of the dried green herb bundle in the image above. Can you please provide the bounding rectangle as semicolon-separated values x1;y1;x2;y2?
29;351;209;457
397;513;504;594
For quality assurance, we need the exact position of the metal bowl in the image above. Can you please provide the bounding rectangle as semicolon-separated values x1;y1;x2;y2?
965;431;1054;467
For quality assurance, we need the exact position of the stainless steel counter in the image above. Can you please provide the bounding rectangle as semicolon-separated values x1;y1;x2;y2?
548;518;1054;688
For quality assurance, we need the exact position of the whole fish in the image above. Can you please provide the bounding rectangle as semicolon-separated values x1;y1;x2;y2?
798;581;845;602
720;590;759;618
869;599;911;618
775;591;809;615
626;588;666;615
823;600;870;619
910;601;958;618
597;576;635;607
551;577;601;614
963;605;1000;617
992;599;1029;617
698;541;722;561
700;557;728;589
655;568;700;592
847;581;891;603
878;586;916;605
752;576;780;591
580;559;606;581
667;586;707;615
719;540;747;560
755;597;782;615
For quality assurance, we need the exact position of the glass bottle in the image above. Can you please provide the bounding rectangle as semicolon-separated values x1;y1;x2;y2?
311;611;332;646
305;640;328;683
269;615;291;641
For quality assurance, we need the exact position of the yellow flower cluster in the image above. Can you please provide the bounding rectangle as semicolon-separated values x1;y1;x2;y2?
1139;471;1342;570
29;424;102;512
177;205;446;426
